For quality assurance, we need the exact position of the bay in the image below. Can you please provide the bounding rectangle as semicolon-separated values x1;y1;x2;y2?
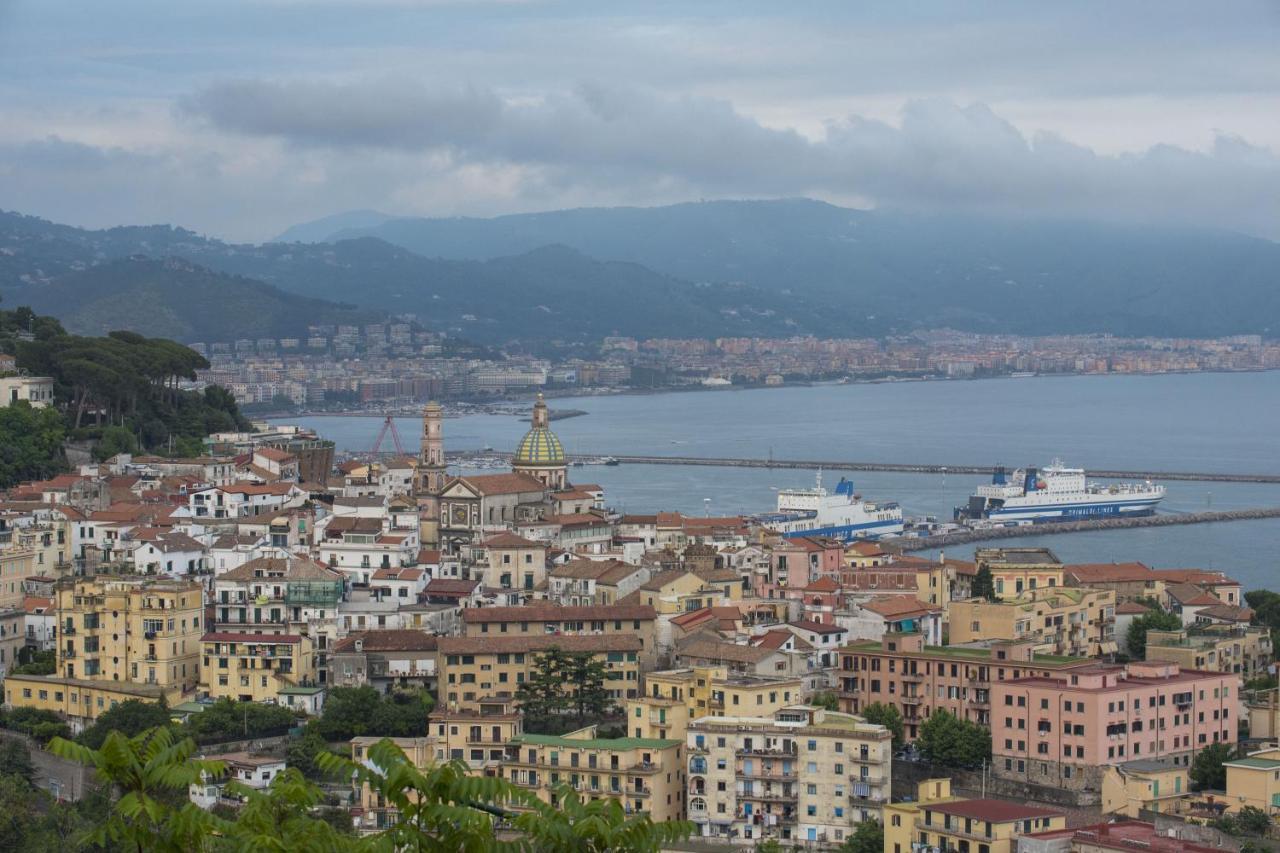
280;371;1280;588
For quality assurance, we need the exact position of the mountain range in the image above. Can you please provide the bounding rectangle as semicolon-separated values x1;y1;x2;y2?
2;199;1278;342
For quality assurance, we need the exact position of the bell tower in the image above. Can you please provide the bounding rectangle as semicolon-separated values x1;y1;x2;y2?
417;401;447;506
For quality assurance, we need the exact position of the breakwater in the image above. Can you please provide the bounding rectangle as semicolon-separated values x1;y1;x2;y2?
547;454;1280;484
892;507;1280;552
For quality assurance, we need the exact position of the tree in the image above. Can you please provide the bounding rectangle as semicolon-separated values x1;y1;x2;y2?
811;691;840;711
307;686;431;742
1126;610;1184;658
1234;806;1272;836
860;702;906;748
1190;742;1236;791
971;564;997;601
78;698;174;749
839;819;884;853
11;648;56;675
184;698;296;743
93;424;140;461
49;726;225;851
917;709;990;768
563;651;611;725
0;403;67;488
0;738;36;784
518;647;615;732
516;786;695;853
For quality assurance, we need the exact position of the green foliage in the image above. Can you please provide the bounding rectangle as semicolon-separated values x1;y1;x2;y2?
0;737;36;783
92;423;140;461
1190;742;1236;791
285;728;333;780
1126;609;1184;658
11;648;56;675
839;819;884;853
185;698;297;744
307;686;434;742
516;647;615;732
15;323;249;450
1215;805;1273;837
0;402;67;488
860;702;906;749
1244;675;1278;693
971;564;997;601
917;709;990;768
78;698;175;750
0;705;72;743
811;691;840;712
49;726;227;851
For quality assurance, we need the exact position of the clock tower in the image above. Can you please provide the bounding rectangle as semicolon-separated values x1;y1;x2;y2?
416;401;447;524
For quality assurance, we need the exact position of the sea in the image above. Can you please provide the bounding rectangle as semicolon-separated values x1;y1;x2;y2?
277;371;1280;590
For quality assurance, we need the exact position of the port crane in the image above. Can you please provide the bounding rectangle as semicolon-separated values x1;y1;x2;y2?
370;414;406;456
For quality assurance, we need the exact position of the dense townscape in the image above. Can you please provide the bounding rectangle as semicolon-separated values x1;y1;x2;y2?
191;328;1280;410
1;378;1278;851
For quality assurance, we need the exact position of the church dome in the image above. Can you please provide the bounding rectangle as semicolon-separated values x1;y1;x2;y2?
514;427;565;466
512;393;566;467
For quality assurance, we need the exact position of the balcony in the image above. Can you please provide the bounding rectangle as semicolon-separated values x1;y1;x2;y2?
741;746;797;757
850;774;885;787
901;671;924;682
740;789;796;802
902;694;925;705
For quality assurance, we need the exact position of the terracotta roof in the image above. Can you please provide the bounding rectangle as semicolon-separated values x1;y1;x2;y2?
1115;601;1154;615
422;578;480;597
1063;562;1154;583
598;562;645;585
753;629;811;651
552;489;596;501
847;541;887;556
333;630;439;653
482;532;542;549
927;799;1062;823
675;636;779;665
618;515;657;525
254;447;296;463
22;596;52;613
417;549;442;565
640;569;698;592
437;634;641;655
1152;569;1237;586
323;516;383;535
695;568;740;583
1197;604;1253;623
462;604;655;623
1166;583;1220;606
372;567;424;581
205;483;298;496
550;558;629;580
805;576;840;593
862;594;940;619
454;473;547;496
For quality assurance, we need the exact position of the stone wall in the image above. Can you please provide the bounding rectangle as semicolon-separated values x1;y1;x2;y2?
0;729;100;801
893;758;1099;808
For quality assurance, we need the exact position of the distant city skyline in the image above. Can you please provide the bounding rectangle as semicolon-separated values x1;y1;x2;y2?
0;1;1277;241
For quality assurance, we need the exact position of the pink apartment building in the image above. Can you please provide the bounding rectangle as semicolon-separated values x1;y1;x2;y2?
756;537;844;598
991;660;1239;792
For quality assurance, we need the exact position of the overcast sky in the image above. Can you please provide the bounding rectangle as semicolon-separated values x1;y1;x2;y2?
1;1;1278;242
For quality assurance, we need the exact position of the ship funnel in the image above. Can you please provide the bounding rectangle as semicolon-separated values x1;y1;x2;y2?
1024;468;1039;492
835;478;855;498
992;466;1006;485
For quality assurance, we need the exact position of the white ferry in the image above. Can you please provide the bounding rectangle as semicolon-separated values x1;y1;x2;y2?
955;460;1164;523
757;472;904;541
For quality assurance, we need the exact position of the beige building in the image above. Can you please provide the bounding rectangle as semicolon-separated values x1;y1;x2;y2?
428;697;524;775
476;532;548;595
626;666;803;742
199;630;317;703
1145;625;1272;676
687;706;892;846
975;547;1067;596
1222;746;1280;815
4;674;171;730
504;727;685;822
1100;760;1191;817
460;603;658;668
914;798;1065;853
350;735;439;833
438;634;642;712
884;778;961;853
948;586;1117;657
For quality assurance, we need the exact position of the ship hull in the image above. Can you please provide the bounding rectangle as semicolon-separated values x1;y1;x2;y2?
778;517;905;541
985;496;1162;522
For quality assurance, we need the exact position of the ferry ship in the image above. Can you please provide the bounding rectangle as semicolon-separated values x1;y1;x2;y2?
756;472;904;541
955;461;1164;524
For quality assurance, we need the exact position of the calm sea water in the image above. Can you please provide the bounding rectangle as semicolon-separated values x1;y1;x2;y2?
282;372;1280;588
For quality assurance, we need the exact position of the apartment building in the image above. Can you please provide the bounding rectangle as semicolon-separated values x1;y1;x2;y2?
475;532;549;594
687;706;891;845
914;799;1065;853
838;633;1091;740
991;660;1239;791
330;629;438;694
948;586;1117;657
503;728;685;822
460;603;658;668
1100;760;1191;817
974;548;1067;596
199;631;317;703
884;778;962;853
546;559;648;606
350;736;438;833
428;697;523;775
626;666;803;741
437;634;642;712
1222;746;1280;814
1144;625;1272;676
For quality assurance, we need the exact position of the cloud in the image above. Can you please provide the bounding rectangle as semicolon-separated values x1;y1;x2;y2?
178;78;1280;238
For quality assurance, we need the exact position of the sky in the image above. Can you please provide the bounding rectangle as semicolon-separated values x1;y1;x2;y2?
0;0;1278;242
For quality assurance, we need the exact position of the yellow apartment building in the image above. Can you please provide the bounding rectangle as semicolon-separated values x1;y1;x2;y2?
55;575;204;689
199;631;316;703
503;727;685;822
1100;760;1191;817
948;586;1117;657
437;634;642;712
914;798;1065;853
350;735;438;833
3;673;170;731
428;697;524;775
975;548;1067;597
460;603;658;668
626;666;803;741
884;778;961;853
631;570;710;613
1222;747;1280;814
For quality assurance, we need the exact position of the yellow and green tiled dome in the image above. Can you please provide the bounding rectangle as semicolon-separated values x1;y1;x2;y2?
514;427;565;466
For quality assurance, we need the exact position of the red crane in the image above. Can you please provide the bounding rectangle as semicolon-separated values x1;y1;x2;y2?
370;414;406;456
